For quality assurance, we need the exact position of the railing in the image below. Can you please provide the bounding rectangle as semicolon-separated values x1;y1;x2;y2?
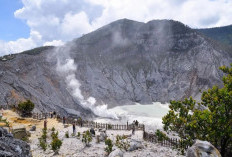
143;132;189;149
31;112;145;131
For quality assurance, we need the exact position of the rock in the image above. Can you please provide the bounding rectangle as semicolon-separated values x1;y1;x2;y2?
109;149;124;157
99;132;107;142
30;125;36;131
12;125;27;140
128;140;144;151
186;140;221;157
0;127;32;157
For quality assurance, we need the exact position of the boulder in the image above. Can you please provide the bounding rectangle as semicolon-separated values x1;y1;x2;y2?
99;132;107;142
29;125;36;131
109;149;124;157
128;140;144;151
0;127;32;157
186;140;221;157
12;125;27;140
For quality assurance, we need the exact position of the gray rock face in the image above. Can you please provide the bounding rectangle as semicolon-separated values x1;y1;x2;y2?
186;140;221;157
0;127;32;157
109;149;124;157
128;139;144;151
0;19;232;115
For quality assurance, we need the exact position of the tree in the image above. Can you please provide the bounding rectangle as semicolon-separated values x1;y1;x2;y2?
162;64;232;157
17;100;35;117
82;130;92;147
105;138;113;155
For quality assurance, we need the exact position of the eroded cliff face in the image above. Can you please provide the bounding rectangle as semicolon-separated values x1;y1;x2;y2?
0;19;231;115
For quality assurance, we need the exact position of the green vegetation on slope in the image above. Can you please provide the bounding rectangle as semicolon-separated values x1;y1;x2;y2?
196;25;232;46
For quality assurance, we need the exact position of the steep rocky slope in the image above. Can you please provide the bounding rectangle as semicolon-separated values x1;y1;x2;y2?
0;19;232;115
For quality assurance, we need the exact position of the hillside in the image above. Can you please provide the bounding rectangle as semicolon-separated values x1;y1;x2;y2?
196;25;232;46
1;19;232;116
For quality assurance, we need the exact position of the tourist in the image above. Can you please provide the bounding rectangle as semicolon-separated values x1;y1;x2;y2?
53;111;56;118
72;122;76;134
44;119;47;130
50;112;53;118
0;108;2;119
63;116;66;124
132;122;135;135
90;128;95;136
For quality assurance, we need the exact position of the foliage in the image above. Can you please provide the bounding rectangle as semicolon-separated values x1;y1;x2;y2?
39;138;47;151
105;138;113;154
65;131;69;138
155;129;169;141
162;64;232;157
134;120;139;126
51;127;55;132
82;130;92;147
17;100;35;117
77;132;81;138
51;131;58;140
39;128;48;151
51;137;62;154
115;135;130;151
108;124;112;129
41;128;47;142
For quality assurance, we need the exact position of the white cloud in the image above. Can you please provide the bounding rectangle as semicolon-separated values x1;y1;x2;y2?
0;0;232;56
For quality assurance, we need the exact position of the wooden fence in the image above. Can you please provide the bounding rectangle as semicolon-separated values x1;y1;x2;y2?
31;112;145;131
143;131;189;149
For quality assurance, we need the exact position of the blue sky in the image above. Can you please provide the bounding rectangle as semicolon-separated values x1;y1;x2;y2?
0;0;232;56
0;0;29;41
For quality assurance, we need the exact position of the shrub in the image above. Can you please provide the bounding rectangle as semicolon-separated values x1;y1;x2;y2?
105;138;113;154
155;129;169;141
82;130;92;147
65;131;69;138
41;128;47;142
115;135;130;151
39;138;47;151
17;100;35;117
51;127;55;132
51;131;58;140
51;137;62;154
77;132;81;138
108;124;112;129
39;128;48;151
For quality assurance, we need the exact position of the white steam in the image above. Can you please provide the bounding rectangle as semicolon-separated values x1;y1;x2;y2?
56;58;118;119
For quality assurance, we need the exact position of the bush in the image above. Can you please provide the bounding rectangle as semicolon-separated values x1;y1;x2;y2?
82;130;92;147
108;124;112;129
105;138;113;154
51;131;58;140
115;135;130;151
155;129;169;141
17;100;35;117
65;131;69;138
77;132;81;138
39;138;47;151
39;128;48;151
51;137;62;154
41;128;47;142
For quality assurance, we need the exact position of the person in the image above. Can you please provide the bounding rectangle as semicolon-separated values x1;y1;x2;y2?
44;119;47;130
50;112;53;118
53;111;56;118
63;116;66;124
90;128;95;136
72;122;76;134
0;108;2;119
132;122;135;135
